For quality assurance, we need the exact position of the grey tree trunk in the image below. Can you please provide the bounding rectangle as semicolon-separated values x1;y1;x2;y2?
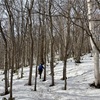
28;0;34;85
49;0;54;86
34;39;39;91
43;28;47;81
4;0;15;99
0;22;9;95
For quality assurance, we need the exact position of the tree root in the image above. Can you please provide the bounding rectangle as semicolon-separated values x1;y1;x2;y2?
89;82;100;88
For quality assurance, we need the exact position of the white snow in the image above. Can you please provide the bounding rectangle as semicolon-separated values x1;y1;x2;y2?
0;54;100;100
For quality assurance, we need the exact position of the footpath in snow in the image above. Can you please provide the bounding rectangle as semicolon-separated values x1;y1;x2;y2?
0;54;100;100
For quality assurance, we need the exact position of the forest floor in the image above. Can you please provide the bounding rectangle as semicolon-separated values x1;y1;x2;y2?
0;54;100;100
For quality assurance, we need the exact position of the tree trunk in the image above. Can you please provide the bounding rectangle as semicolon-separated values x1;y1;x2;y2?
43;29;46;81
34;43;38;91
34;40;39;91
63;59;67;90
50;40;54;86
62;1;71;84
87;0;100;87
4;0;15;98
0;22;9;94
10;44;14;99
27;0;34;85
28;30;34;85
49;0;54;86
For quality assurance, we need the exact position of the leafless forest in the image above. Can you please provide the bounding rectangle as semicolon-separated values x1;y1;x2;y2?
0;0;100;99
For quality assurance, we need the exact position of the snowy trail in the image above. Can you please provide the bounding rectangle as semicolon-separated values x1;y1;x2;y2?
0;54;100;100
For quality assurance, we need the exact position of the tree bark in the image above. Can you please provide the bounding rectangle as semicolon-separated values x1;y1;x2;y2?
0;21;9;94
87;0;100;87
49;0;55;86
28;0;34;85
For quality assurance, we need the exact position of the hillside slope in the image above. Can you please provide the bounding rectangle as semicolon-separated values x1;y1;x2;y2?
0;54;100;100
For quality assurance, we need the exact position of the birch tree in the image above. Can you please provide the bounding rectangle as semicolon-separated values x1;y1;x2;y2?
87;0;100;87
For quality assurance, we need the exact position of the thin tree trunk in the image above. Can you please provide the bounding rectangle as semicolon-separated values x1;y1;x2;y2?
4;1;15;98
63;59;67;90
27;0;34;85
34;44;38;91
62;1;71;84
10;44;14;99
49;0;54;86
43;30;46;81
28;33;34;85
0;22;9;94
34;64;37;91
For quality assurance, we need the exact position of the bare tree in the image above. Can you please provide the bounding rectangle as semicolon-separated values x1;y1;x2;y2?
4;0;15;99
0;21;9;95
49;0;55;86
87;0;100;88
26;0;34;85
63;0;71;90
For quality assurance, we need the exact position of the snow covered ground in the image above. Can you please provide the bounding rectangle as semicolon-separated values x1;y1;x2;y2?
0;54;100;100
